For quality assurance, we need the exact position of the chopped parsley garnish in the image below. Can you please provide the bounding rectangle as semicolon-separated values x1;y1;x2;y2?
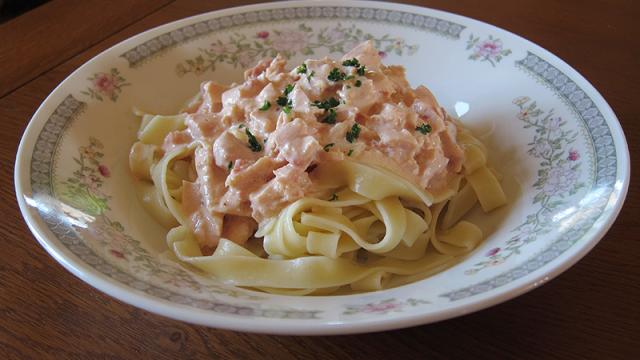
312;97;340;110
276;85;295;115
245;128;262;152
344;75;355;81
328;67;347;82
415;123;432;134
354;80;362;87
321;108;337;124
329;193;338;201
356;66;366;76
283;84;294;96
342;58;361;67
347;149;354;156
296;63;307;74
238;124;245;128
346;123;361;143
227;161;233;172
259;100;271;111
323;143;335;152
276;96;289;107
312;97;341;125
307;70;315;81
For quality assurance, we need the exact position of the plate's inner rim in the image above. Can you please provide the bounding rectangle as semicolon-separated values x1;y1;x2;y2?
23;3;619;320
120;5;466;68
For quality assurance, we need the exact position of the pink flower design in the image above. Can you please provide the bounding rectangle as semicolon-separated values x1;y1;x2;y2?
110;249;125;259
363;302;401;313
98;165;110;177
325;28;345;42
378;51;387;58
547;117;562;131
256;31;269;39
392;39;405;49
485;247;501;257
271;30;307;52
237;52;253;68
210;42;237;54
543;164;578;196
475;39;503;57
93;73;116;97
532;141;552;157
489;258;505;266
568;149;580;161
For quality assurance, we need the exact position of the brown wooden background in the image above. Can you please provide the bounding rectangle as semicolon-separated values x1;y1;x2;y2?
1;1;638;358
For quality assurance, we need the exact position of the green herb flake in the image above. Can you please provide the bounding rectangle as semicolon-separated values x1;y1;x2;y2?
307;70;315;81
227;161;234;172
347;149;354;156
342;58;360;67
356;66;366;76
284;84;294;96
415;123;432;134
321;108;337;124
354;80;362;87
296;63;307;74
323;143;335;152
346;123;361;143
329;193;338;201
259;100;271;111
312;97;340;111
328;68;346;82
276;96;289;107
283;102;293;114
245;128;263;152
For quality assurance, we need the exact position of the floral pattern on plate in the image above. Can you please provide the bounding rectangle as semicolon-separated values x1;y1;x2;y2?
343;298;430;315
466;34;512;67
465;96;584;274
58;137;265;300
176;23;418;76
81;68;130;102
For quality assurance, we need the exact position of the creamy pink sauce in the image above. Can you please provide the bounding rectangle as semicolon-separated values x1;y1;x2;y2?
163;41;464;250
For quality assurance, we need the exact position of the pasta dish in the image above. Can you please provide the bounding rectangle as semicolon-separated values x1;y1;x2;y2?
129;41;506;295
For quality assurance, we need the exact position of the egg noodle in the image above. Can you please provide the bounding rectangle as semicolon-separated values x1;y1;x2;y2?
129;42;506;295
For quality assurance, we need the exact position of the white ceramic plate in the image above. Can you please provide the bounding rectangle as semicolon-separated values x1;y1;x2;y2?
15;1;629;335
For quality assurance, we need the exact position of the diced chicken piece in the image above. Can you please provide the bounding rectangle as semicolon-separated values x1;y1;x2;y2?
341;40;383;72
338;78;380;114
412;85;446;132
290;85;312;114
297;58;336;98
226;157;283;196
270;118;322;168
415;136;449;188
221;215;258;245
265;55;289;83
181;181;224;252
186;112;225;140
197;81;227;113
439;122;465;172
250;164;312;222
162;130;192;154
212;131;260;168
244;57;272;80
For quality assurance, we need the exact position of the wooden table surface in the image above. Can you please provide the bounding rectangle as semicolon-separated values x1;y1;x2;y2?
1;0;638;358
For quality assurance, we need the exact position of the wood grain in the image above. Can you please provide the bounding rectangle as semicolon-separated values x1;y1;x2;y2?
1;0;638;359
0;0;174;98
